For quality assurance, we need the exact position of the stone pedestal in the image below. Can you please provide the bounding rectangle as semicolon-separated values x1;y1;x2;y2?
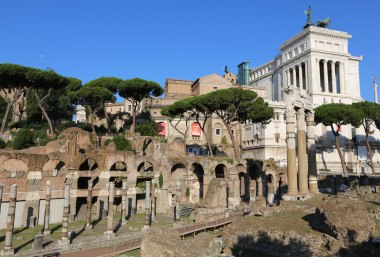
309;176;319;194
32;234;44;250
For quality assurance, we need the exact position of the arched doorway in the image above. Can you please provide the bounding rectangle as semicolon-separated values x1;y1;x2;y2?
192;163;204;201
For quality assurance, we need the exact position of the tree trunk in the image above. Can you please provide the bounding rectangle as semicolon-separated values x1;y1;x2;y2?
35;91;55;138
90;113;96;135
225;123;239;158
365;132;375;175
333;126;347;177
199;120;213;157
0;90;22;136
104;106;111;133
0;103;13;136
131;104;136;137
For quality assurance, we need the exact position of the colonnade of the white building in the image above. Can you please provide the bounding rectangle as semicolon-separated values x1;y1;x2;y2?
316;59;344;94
285;62;308;90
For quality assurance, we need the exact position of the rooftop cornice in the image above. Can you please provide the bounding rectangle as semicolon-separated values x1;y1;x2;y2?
279;26;352;51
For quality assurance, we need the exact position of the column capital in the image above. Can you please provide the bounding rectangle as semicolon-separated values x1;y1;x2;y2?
306;111;315;126
286;107;296;124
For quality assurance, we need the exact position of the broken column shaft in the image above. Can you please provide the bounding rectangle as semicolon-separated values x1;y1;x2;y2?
144;181;151;227
59;184;70;245
104;182;115;237
86;180;93;228
43;181;51;235
2;184;17;255
297;108;309;195
121;179;127;224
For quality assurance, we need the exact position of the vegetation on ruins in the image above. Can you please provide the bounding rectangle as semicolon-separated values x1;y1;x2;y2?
72;84;115;134
203;87;273;158
186;94;215;156
161;88;273;158
159;172;163;189
118;78;163;137
26;68;70;138
161;98;193;152
10;128;51;150
352;101;380;174
84;77;122;133
112;135;134;151
315;103;362;176
136;119;158;136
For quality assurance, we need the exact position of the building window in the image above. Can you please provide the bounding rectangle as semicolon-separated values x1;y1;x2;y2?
128;105;132;112
215;128;221;136
231;129;235;135
275;133;280;143
119;108;121;112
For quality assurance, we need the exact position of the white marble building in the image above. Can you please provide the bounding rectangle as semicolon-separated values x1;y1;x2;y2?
242;26;380;175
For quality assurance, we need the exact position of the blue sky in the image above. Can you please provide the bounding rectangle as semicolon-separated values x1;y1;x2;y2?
0;0;379;102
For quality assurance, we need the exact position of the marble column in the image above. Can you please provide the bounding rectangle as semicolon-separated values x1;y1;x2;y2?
332;61;336;94
292;68;296;86
43;181;51;235
121;179;127;224
86;180;93;228
298;65;303;88
286;70;290;86
104;182;115;238
286;107;298;195
340;63;345;94
2;185;17;256
323;60;328;92
297;108;309;195
240;176;245;198
151;182;155;221
316;58;320;92
306;111;319;194
59;184;70;246
144;181;151;228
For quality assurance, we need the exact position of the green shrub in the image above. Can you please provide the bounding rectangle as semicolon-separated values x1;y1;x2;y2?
137;181;146;188
136;120;158;136
104;139;112;146
113;135;134;151
159;173;163;189
12;129;35;150
221;136;228;145
185;187;190;197
0;138;5;149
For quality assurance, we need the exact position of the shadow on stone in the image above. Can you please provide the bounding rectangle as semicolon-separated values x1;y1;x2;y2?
50;224;62;234
113;222;122;233
337;242;380;257
91;217;102;228
14;238;34;253
70;226;86;242
230;232;313;257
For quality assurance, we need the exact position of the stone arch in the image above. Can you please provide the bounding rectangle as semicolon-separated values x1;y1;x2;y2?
2;158;28;172
191;163;204;200
171;163;187;183
137;161;154;173
42;160;66;172
110;161;127;171
215;164;227;179
79;159;98;171
172;137;184;144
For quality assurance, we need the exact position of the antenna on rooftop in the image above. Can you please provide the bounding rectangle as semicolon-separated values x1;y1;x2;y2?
372;76;378;104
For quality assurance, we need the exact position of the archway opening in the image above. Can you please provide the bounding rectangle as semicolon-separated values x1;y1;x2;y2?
110;161;127;171
192;163;204;199
215;164;227;179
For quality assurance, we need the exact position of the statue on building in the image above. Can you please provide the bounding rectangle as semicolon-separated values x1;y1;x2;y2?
224;66;229;74
303;5;313;29
316;18;331;28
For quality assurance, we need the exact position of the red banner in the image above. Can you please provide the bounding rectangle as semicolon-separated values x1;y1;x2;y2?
191;122;201;137
157;122;166;136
